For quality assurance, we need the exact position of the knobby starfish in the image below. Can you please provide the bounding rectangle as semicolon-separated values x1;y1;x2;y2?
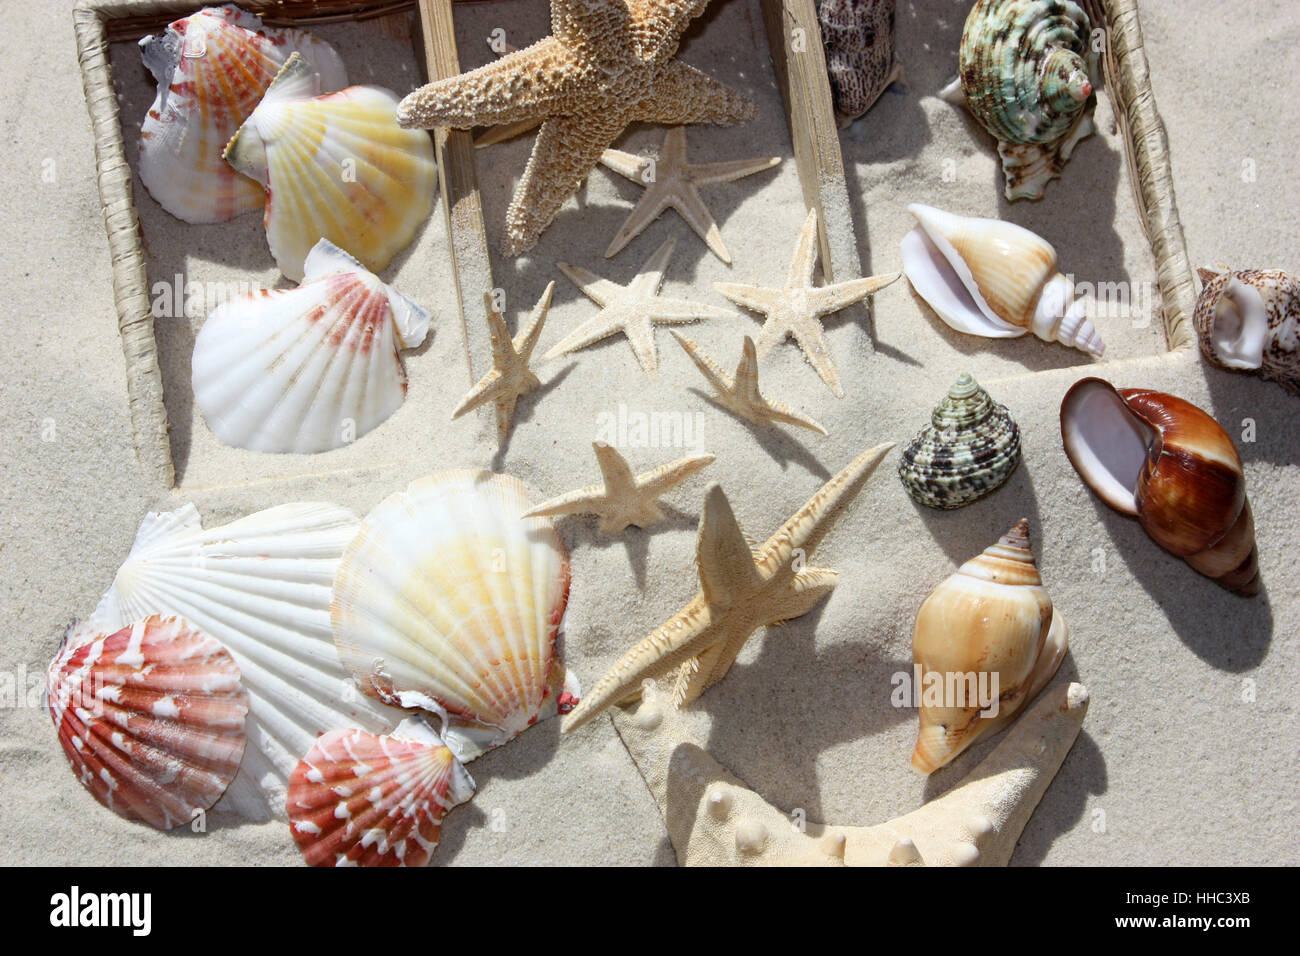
524;441;714;534
546;236;735;375
672;332;828;435
714;208;900;397
563;442;894;732
600;127;781;262
612;678;1089;865
397;0;757;255
452;284;553;440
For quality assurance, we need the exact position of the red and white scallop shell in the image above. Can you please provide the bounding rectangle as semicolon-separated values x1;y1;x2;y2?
47;614;249;829
287;718;474;867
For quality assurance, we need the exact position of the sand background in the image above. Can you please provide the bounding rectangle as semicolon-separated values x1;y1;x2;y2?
1;0;1296;865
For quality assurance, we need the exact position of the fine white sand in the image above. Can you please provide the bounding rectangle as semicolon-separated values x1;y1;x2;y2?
1;0;1296;866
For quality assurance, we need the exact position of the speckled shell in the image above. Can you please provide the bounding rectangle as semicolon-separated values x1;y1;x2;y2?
47;615;248;829
898;373;1021;509
137;4;346;223
1194;268;1300;396
287;718;474;867
224;53;436;281
817;0;900;127
956;0;1097;199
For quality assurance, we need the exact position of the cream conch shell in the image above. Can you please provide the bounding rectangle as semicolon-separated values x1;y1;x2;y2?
911;519;1068;775
900;203;1104;356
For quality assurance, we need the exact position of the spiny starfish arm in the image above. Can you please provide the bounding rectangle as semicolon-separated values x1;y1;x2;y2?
696;484;764;613
556;261;624;309
630;236;678;295
523;485;607;520
551;0;635;59
623;0;713;64
451;369;504;420
787;208;822;287
807;272;901;315
787;318;844;397
605;185;682;259
504;111;632;256
397;39;580;128
635;61;758;125
515;282;555;360
666;185;731;263
622;315;661;375
777;567;840;619
593;440;637;491
640;453;714;496
689;155;782;186
733;336;764;400
643;297;735;322
760;399;829;436
543;311;630;362
495;391;521;439
713;282;785;319
672;331;734;394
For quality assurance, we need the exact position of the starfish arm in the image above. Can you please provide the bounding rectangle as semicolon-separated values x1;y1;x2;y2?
640;453;714;496
397;39;580;128
556;261;624;308
451;370;504;419
733;337;765;403
637;61;757;125
672;621;751;707
514;282;555;361
505;111;632;256
666;184;731;263
631;236;677;295
688;155;782;186
551;0;635;61
760;399;830;436
713;282;784;319
787;208;822;287
621;316;661;375
483;296;516;367
696;484;763;612
807;272;901;315
523;486;608;520
605;185;679;259
775;567;840;622
543;312;627;361
671;331;734;396
624;0;712;63
642;297;734;322
786;317;844;398
495;392;519;439
593;441;637;491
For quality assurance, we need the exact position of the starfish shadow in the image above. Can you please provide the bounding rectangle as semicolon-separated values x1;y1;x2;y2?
557;502;700;590
490;362;577;469
689;388;831;479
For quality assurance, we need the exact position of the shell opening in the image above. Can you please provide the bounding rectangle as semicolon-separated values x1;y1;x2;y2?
1060;380;1151;516
1211;279;1267;370
900;223;1024;339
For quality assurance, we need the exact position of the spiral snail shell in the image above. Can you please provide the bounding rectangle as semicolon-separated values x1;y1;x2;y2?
945;0;1098;200
911;519;1068;775
1059;378;1261;596
1194;267;1300;397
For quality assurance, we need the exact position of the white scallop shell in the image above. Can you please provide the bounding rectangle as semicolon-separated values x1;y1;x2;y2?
138;4;346;223
80;502;405;820
901;203;1104;356
224;53;436;281
332;471;576;763
192;240;430;454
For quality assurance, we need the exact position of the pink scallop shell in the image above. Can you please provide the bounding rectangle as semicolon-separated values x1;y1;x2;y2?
287;722;474;867
47;614;248;829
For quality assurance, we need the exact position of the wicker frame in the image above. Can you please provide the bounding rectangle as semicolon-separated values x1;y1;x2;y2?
73;0;1195;491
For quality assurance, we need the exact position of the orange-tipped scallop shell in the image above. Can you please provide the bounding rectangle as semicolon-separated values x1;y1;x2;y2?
46;614;248;829
287;719;474;867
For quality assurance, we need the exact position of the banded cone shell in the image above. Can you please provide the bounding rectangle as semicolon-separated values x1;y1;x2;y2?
192;239;430;453
898;373;1021;509
1060;378;1261;595
901;204;1104;356
287;718;474;867
47;615;248;829
224;53;436;281
1194;267;1300;396
331;471;575;763
911;520;1068;775
138;4;346;223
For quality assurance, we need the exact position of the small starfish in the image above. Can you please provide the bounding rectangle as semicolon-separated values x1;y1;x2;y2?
672;332;828;436
398;0;756;255
452;284;553;440
563;442;895;732
546;236;734;376
599;127;781;262
714;208;900;398
524;442;715;534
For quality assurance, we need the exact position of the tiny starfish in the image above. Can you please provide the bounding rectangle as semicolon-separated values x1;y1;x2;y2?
398;0;756;255
452;284;553;440
546;236;735;376
672;332;828;436
524;441;715;534
600;127;781;262
563;442;895;732
714;208;900;398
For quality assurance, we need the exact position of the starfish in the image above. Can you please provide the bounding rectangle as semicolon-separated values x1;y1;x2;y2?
397;0;756;256
452;284;553;440
599;127;781;262
714;208;900;398
524;441;714;534
546;236;735;376
562;442;895;732
611;678;1089;865
672;332;828;436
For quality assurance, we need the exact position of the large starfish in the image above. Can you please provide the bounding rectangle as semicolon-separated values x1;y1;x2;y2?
452;284;553;440
600;127;781;262
714;208;900;397
524;441;714;534
672;332;828;435
397;0;757;255
546;236;735;375
563;442;894;732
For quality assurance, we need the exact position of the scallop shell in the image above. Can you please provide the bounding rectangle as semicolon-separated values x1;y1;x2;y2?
898;373;1021;510
1194;267;1300;396
818;0;901;127
224;53;436;281
47;614;248;829
901;203;1104;356
287;718;475;867
80;503;405;820
952;0;1097;200
331;471;575;763
138;4;346;224
192;240;430;454
911;520;1068;774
